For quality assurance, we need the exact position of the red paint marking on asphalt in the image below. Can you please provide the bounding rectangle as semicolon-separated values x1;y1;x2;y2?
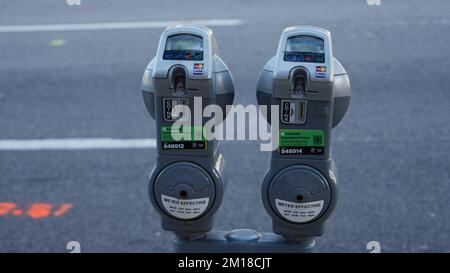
0;202;74;219
11;209;23;216
0;202;17;215
27;203;53;219
53;204;73;217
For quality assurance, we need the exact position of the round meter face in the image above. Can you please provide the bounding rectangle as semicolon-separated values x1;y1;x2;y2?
268;165;331;224
154;162;215;220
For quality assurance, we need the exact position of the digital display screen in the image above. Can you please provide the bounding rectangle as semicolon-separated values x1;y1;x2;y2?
284;35;325;63
163;34;203;61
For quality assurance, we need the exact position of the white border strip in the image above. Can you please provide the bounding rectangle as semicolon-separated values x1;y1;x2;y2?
0;19;243;33
0;138;156;151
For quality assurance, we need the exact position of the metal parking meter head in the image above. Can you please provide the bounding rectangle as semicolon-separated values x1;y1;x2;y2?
142;25;234;239
256;26;350;243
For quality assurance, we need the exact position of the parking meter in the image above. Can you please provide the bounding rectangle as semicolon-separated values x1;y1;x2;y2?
142;25;234;239
257;26;350;243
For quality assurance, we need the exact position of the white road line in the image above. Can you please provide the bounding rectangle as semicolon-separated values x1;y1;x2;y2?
0;19;243;33
0;138;156;151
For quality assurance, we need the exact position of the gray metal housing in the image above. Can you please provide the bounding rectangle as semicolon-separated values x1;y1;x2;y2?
142;25;234;239
256;26;351;243
257;57;351;128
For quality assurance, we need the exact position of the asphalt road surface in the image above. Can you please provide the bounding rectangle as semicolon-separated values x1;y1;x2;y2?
0;0;449;252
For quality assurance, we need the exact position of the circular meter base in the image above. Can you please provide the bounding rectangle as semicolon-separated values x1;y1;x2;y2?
267;165;331;225
153;162;216;221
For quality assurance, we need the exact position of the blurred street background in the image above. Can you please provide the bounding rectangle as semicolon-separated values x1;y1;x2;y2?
0;0;449;252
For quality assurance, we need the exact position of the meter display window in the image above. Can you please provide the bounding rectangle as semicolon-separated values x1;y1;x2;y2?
163;34;203;61
284;35;325;63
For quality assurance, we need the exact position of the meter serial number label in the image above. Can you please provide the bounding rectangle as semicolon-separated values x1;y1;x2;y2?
161;126;206;150
279;129;324;155
162;141;206;150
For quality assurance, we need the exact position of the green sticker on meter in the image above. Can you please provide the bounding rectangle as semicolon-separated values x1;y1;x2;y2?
161;126;206;150
279;129;324;155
